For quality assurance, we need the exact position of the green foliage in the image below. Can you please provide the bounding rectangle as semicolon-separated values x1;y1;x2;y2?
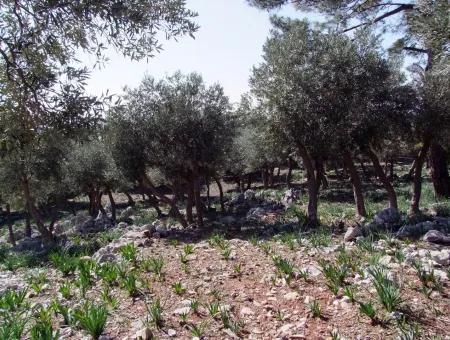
121;273;139;297
30;307;59;340
190;300;200;314
272;256;295;282
190;322;206;337
206;301;221;318
359;301;377;322
308;300;322;318
74;302;108;340
146;256;165;280
318;259;348;294
221;247;232;260
183;244;195;255
51;300;73;326
96;263;120;286
172;282;186;295
146;298;164;329
119;243;138;264
368;267;403;312
49;251;79;276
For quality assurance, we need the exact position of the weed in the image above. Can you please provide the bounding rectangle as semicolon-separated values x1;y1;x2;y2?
30;306;59;340
368;267;403;312
147;256;165;280
101;286;118;309
209;233;226;249
190;322;206;338
183;244;195;255
179;312;188;324
121;273;139;297
330;329;341;340
119;243;138;264
343;285;357;303
272;256;295;283
319;259;348;292
172;282;186;295
308;300;322;318
394;250;406;264
308;229;332;248
221;247;232;260
49;251;78;276
168;239;179;247
249;235;259;246
74;302;108;339
275;309;285;321
179;253;189;265
51;300;73;325
190;299;200;314
356;235;376;253
233;263;243;275
297;268;310;282
206;301;221;318
96;262;120;286
0;289;28;311
145;298;163;329
259;241;272;255
0;315;26;339
59;282;72;300
359;301;377;323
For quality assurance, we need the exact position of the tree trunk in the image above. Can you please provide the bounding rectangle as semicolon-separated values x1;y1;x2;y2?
96;191;106;216
297;145;319;225
358;158;369;180
214;176;225;213
193;177;204;227
186;180;194;224
125;192;135;206
286;157;293;187
316;160;328;189
21;176;53;244
106;189;116;223
366;148;398;210
140;173;187;227
24;204;32;237
429;143;450;198
205;176;211;210
247;173;251;190
343;152;367;218
6;204;16;246
389;159;394;180
410;140;431;214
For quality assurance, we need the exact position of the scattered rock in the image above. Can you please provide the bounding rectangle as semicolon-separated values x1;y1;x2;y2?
430;249;450;266
240;306;255;317
283;291;299;300
374;208;400;225
344;226;362;242
131;327;153;340
173;306;190;315
423;230;450;245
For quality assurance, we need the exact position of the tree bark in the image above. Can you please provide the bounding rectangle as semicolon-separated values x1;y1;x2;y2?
106;189;116;223
214;176;225;213
24;203;32;237
316;160;328;189
21;176;53;244
125;192;135;206
205;176;211;210
186;179;194;224
194;171;203;227
246;173;252;190
366;148;398;210
140;173;187;227
429;143;450;198
286;157;293;187
410;140;431;214
6;204;16;246
297;144;319;225
343;152;367;218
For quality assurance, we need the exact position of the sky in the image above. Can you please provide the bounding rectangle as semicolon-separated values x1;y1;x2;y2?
82;0;323;104
82;0;407;104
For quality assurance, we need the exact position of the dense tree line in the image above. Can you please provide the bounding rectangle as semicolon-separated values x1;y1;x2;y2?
0;0;449;244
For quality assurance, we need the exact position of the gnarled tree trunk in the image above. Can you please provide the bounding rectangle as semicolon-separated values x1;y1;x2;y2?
366;148;398;210
106;189;116;223
6;204;16;246
343;152;367;218
297;144;319;225
429;143;450;198
410;139;431;214
21;176;53;244
186;179;194;224
214;176;225;213
286;157;293;187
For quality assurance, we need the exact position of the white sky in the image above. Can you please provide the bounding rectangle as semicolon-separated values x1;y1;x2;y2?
82;0;322;104
82;0;406;104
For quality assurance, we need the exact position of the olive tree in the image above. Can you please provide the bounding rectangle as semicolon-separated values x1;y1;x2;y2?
109;72;235;227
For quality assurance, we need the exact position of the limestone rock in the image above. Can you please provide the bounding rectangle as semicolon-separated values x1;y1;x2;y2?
423;230;450;245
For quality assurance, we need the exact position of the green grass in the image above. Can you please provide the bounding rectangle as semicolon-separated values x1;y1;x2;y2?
74;302;108;339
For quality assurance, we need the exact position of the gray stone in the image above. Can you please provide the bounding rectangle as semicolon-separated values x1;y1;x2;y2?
244;189;256;201
220;215;237;225
344;226;362;242
281;189;301;207
374;208;400;225
131;327;153;340
430;249;450;266
396;221;436;239
120;206;134;220
423;230;450;245
173;306;190;315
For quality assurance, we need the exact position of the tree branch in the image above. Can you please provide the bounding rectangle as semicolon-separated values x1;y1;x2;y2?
342;4;415;33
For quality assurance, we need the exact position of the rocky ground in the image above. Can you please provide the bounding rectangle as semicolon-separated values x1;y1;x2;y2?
1;189;450;339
